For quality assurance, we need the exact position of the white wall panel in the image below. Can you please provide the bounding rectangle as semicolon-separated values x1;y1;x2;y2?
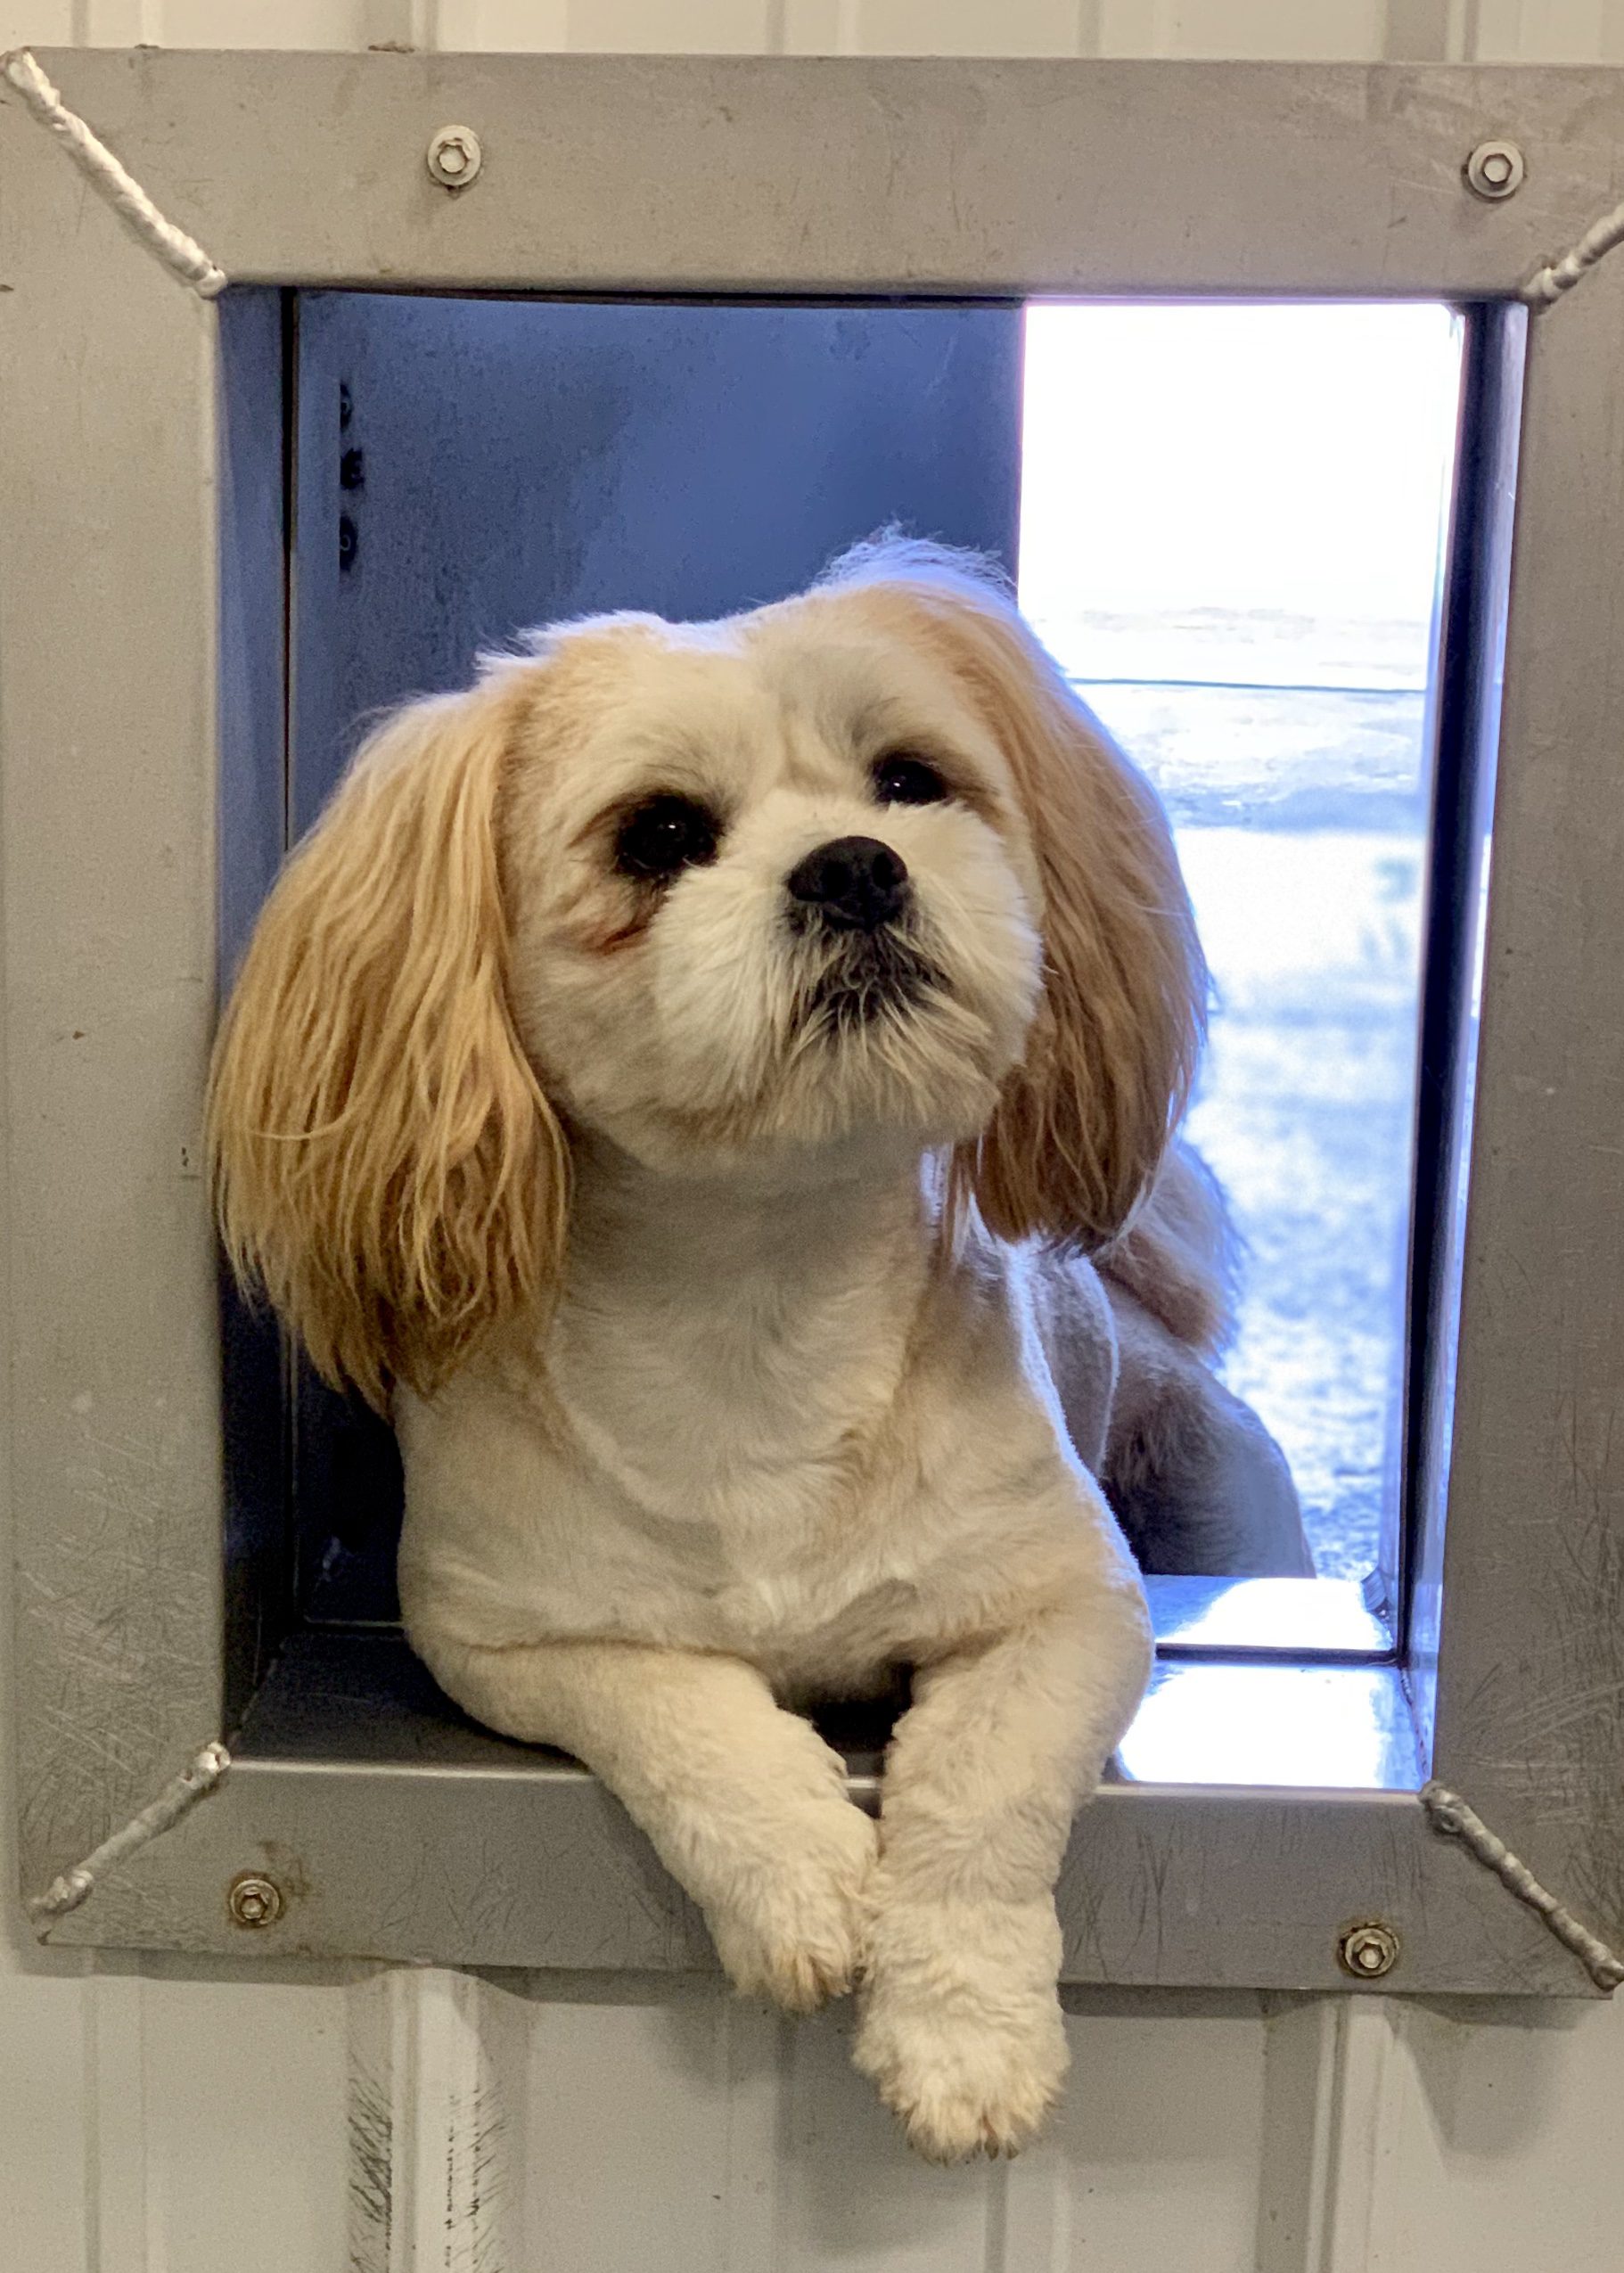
69;4;156;45
25;0;1624;58
1099;0;1391;58
1049;1999;1268;2269
0;1967;94;2271
522;1985;773;2271
1351;1997;1624;2271
802;1;1088;53
151;0;373;44
0;2;72;47
780;0;863;51
1474;0;1623;60
422;0;775;49
1381;0;1466;61
775;2001;995;2269
428;0;569;48
5;6;1624;2271
135;1966;351;2273
553;0;775;49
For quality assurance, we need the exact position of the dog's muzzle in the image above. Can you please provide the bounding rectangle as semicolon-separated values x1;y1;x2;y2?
783;834;936;1033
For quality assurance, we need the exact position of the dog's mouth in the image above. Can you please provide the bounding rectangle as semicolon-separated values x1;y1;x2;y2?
797;930;945;1038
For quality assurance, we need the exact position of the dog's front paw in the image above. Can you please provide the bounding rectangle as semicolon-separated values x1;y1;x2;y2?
706;1801;878;2014
852;1896;1068;2161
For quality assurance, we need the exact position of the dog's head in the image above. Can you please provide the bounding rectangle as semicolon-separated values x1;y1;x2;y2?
208;540;1205;1408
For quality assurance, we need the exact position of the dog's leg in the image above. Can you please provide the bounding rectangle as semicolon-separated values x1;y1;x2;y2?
852;1570;1150;2161
416;1634;876;2011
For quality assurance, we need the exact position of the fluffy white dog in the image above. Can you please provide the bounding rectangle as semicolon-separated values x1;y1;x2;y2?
209;539;1304;2161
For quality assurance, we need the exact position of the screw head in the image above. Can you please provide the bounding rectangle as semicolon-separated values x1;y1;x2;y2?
1465;140;1525;201
427;126;482;191
227;1871;284;1929
1337;1920;1400;1980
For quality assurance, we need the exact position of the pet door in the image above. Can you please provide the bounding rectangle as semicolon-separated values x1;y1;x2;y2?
6;48;1621;1998
285;294;1463;1659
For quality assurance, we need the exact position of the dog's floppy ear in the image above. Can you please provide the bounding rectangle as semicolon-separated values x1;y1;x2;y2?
824;539;1206;1250
206;677;569;1412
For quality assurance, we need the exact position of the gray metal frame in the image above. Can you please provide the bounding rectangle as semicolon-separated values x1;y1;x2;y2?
4;50;1622;1993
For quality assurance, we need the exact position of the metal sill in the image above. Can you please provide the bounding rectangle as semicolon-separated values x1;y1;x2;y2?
257;1574;1407;1794
236;1600;1415;1796
38;1623;1581;1994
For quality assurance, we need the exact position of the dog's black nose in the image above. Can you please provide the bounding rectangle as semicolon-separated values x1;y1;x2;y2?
786;836;910;932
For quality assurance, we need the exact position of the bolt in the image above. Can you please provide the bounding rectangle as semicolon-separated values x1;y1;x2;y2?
227;1871;284;1929
1465;140;1525;201
426;126;482;191
1337;1920;1400;1980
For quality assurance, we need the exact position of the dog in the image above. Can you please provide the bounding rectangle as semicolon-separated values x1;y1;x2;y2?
208;537;1307;2161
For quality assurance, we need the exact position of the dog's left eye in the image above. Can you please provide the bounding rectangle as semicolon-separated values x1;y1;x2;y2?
871;752;950;807
613;795;721;882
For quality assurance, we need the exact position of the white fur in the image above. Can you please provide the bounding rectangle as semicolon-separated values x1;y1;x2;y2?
406;597;1148;2161
213;555;1206;2161
401;1159;1150;2161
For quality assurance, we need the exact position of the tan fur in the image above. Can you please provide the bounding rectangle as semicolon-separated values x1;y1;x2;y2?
206;676;569;1412
210;546;1205;1411
815;540;1208;1255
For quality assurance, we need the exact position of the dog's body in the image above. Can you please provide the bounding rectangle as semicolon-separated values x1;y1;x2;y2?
402;1145;1154;2156
209;540;1306;2161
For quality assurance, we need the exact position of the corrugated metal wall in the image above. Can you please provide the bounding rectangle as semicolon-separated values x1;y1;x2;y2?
2;5;1620;2267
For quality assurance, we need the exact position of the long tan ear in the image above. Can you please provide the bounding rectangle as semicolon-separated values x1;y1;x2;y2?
206;679;568;1411
823;539;1206;1250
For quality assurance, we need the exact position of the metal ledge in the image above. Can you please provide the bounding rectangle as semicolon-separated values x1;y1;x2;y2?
34;1631;1578;1993
228;1628;1415;1789
37;1763;1584;1995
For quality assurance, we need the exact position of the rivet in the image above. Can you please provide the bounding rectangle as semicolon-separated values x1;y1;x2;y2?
426;126;482;191
1465;140;1525;201
227;1871;284;1929
1337;1920;1400;1979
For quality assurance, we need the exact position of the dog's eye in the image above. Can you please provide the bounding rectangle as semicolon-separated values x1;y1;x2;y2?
871;752;950;808
613;795;721;882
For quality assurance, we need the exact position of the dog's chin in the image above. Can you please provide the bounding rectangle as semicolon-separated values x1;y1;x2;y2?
590;983;1012;1185
775;1004;1005;1153
773;927;1030;1146
796;928;939;1041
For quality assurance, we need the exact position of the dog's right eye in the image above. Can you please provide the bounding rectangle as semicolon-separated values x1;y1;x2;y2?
612;795;721;882
871;751;951;808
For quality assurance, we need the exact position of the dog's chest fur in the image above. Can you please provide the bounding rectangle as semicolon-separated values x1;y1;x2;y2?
396;1153;1118;1694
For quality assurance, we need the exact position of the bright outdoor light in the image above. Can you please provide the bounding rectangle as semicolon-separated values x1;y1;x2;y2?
1020;302;1464;1576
